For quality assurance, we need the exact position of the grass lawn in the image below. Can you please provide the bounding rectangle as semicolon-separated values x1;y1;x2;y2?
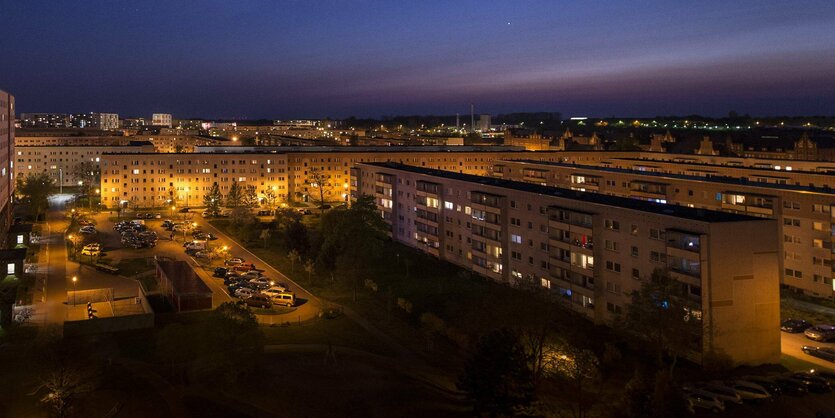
115;257;155;277
262;314;396;357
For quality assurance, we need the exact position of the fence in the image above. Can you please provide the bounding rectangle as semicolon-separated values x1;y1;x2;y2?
63;285;154;337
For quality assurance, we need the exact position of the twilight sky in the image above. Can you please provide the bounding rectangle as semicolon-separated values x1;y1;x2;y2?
2;0;835;119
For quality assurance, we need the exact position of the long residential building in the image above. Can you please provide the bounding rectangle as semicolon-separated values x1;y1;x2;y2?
351;162;780;366
0;90;14;233
15;143;155;188
492;160;835;299
97;148;626;209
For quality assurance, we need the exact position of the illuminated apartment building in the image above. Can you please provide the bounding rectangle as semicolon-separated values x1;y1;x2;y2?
351;162;780;366
491;159;835;299
98;148;626;209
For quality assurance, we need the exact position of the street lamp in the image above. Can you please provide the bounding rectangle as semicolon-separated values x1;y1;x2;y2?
72;276;78;306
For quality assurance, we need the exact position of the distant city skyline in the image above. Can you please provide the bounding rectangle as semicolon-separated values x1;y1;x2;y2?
2;0;835;118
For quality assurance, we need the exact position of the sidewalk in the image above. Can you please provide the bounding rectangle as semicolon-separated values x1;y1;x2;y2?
783;296;835;318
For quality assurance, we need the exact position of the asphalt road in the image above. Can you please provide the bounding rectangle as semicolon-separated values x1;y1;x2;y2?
782;330;835;371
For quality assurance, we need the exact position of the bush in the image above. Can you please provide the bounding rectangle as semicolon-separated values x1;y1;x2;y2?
396;297;413;313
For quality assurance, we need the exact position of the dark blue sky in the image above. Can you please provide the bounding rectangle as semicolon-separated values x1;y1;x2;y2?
2;0;835;119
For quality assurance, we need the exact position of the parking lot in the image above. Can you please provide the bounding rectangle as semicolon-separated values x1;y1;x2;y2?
82;210;322;320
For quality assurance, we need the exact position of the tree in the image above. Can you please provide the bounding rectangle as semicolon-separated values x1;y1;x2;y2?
609;369;653;418
226;179;243;208
622;268;702;376
303;259;315;282
203;183;223;213
242;184;259;208
458;329;535;417
305;167;332;212
262;188;278;210
274;207;302;229
317;195;388;276
288;249;300;273
17;172;56;221
552;342;600;418
259;228;271;249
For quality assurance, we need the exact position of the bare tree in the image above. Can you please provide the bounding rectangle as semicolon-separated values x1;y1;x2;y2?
305;167;333;213
288;249;301;273
303;258;315;282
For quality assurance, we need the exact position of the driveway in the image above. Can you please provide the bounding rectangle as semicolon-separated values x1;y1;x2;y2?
782;330;835;371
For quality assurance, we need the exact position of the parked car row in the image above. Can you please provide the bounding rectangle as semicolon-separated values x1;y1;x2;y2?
121;229;158;249
684;370;835;414
134;212;162;219
213;260;295;308
781;318;835;342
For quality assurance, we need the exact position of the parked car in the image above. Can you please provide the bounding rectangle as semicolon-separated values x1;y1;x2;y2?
685;390;725;414
161;220;173;229
204;233;218;240
225;257;244;266
730;381;772;403
80;248;101;257
805;325;835;342
802;346;835;362
810;369;835;383
248;276;270;286
257;209;272;216
782;318;811;333
740;377;782;399
772;376;809;395
698;382;743;405
234;287;257;299
194;250;212;259
213;267;228;278
244;294;272;309
240;271;263;280
79;226;97;234
272;292;295;307
791;372;832;393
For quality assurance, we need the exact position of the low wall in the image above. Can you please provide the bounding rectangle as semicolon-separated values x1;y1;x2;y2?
64;311;154;337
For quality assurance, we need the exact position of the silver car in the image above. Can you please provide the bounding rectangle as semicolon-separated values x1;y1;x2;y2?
805;324;835;342
686;390;725;413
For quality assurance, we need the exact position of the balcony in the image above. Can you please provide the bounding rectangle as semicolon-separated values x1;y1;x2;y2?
719;192;775;216
471;191;504;209
666;229;701;252
630;181;668;196
416;180;440;195
570;174;601;191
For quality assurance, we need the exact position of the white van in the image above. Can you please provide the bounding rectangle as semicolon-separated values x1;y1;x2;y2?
272;292;295;307
185;240;207;251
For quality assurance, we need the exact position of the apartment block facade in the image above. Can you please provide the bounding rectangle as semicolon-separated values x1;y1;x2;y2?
15;144;155;188
97;149;624;209
492;160;835;299
351;162;780;365
0;90;13;233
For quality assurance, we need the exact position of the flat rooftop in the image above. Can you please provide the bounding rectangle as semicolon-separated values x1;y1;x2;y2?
609;157;835;176
506;160;835;195
101;147;624;155
362;162;764;223
156;261;211;296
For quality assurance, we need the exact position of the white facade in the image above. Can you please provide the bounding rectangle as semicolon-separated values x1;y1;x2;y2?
151;113;173;128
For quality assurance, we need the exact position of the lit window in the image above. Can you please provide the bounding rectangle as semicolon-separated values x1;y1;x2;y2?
6;263;14;275
16;235;23;244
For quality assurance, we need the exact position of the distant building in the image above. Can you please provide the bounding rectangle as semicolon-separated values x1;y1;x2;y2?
475;114;491;132
151;113;172;128
70;113;120;130
19;113;71;129
0;90;14;235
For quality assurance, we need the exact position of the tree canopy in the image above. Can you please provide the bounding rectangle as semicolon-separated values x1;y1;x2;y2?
458;328;536;417
17;172;56;221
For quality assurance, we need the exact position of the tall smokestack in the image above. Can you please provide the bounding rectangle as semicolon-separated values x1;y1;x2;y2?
470;104;474;132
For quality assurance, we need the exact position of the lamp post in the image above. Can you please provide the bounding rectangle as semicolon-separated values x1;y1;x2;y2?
72;276;77;306
92;188;99;211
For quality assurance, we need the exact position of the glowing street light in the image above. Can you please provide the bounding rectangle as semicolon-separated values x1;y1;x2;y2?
72;276;78;306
